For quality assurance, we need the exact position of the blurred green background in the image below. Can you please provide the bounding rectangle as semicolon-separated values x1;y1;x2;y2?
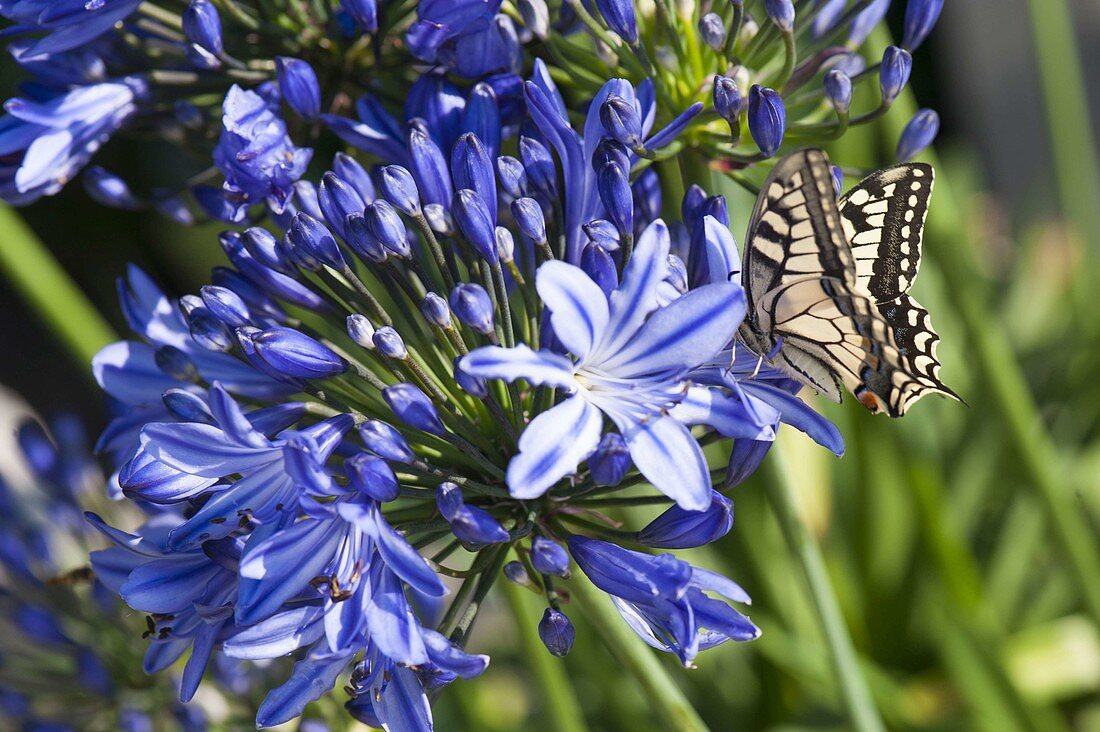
3;2;1100;730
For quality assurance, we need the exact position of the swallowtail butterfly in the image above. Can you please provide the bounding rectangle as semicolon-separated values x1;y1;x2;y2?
738;148;960;417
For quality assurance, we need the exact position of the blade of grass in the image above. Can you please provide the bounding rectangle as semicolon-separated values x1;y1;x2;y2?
0;205;116;369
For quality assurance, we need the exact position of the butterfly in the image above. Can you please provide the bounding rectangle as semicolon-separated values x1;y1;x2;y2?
737;147;960;417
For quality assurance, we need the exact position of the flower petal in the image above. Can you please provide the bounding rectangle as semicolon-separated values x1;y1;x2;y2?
223;604;326;660
536;261;609;360
600;219;671;355
623;415;710;511
741;381;845;456
506;395;602;499
459;343;575;388
140;422;275;478
669;386;777;440
256;652;352;729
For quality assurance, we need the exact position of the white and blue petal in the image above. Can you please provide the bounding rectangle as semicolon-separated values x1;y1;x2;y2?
535;260;609;360
506;395;603;499
621;415;710;511
459;344;575;389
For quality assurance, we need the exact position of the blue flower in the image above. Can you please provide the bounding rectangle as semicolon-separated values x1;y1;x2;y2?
406;0;520;78
0;78;147;204
212;86;313;221
569;536;759;665
0;0;142;56
460;219;745;510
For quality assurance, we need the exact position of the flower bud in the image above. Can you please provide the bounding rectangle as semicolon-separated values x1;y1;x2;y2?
682;184;708;233
340;0;378;32
451;133;497;221
83;167;138;209
511;197;547;244
713;76;742;129
748;85;785;157
162;388;214;424
504;560;533;586
332;152;375;203
345;213;388;263
154;346;198;383
600;95;643;149
319;172;366;240
896;108;939;161
183;0;222;56
345;452;399;502
253;327;348;379
531;537;570;577
420;293;452;328
495;226;515;263
765;0;795;32
346;314;376;349
453;189;499;263
437;482;509;546
497;156;528;200
589;433;631;486
383;383;445;435
365;200;410;258
188;308;233;351
463;84;501;161
518;0;550;39
450;284;495;336
902;0;943;50
725;439;772;487
812;0;845;38
666;253;689;294
581;242;618;297
538;609;575;657
594;0;638;43
583;219;621;250
373;326;407;360
698;13;726;50
378;165;421;216
454;359;489;398
359;419;415;463
243;226;295;274
638;491;734;548
824;70;853;115
519;130;557;198
831;166;844;197
200;285;251;328
436;481;464;521
849;0;890;47
276;57;322;120
288;213;346;270
879;46;912;105
407;125;453;209
596;160;633;239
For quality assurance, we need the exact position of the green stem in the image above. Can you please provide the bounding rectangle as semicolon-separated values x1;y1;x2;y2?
502;580;590;732
765;449;886;732
0;206;117;371
570;572;710;732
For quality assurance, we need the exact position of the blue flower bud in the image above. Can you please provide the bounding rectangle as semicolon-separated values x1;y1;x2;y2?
713;76;742;129
345;213;388;263
765;0;795;31
902;0;943;50
450;504;510;546
725;439;772;487
519;130;557;199
383;383;445;435
253;327;348;379
340;0;377;32
666;253;689;294
83;167;138;209
638;491;734;548
879;46;912;105
162;388;214;423
174;99;205;129
600;95;643;149
407;125;453;209
319;172;366;240
812;0;846;37
454;357;489;398
582;242;618;297
155;346;198;382
243;227;295;274
450;283;495;335
420;293;452;328
824;70;853;114
589;432;631;486
583;219;621;250
682;184;708;234
373;326;407;360
531;536;570;577
596;161;633;239
359;419;415;463
698;13;727;50
365;200;410;258
345;452;399;502
592;138;630;171
276;57;321;120
188;308;233;351
511;197;547;244
496;226;516;263
632;168;661;235
496;156;528;201
748;85;786;157
463;84;501;161
183;0;222;56
849;0;890;47
288;213;346;270
538;608;575;657
453;189;499;263
436;482;465;521
504;560;532;586
200;285;251;328
451;133;497;224
831;166;844;197
896;108;939;161
594;0;638;43
519;0;551;39
378;165;421;216
346;313;376;349
332;152;375;203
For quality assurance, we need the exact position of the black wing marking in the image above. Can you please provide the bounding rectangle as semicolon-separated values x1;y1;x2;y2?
838;163;933;303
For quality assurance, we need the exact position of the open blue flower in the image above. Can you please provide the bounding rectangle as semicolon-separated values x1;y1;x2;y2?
569;536;759;665
0;0;142;56
460;219;745;510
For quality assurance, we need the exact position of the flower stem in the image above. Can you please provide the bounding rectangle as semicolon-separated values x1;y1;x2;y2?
502;579;590;732
570;572;710;732
0;205;117;371
765;448;886;732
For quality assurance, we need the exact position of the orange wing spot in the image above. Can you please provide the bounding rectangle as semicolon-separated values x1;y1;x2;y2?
858;390;884;413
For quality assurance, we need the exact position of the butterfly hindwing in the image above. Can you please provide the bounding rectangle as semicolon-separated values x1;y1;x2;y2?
838;163;933;303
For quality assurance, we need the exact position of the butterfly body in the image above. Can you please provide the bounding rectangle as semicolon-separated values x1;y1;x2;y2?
738;148;959;417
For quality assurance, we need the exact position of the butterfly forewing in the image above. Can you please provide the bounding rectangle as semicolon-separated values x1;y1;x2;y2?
838;163;933;303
